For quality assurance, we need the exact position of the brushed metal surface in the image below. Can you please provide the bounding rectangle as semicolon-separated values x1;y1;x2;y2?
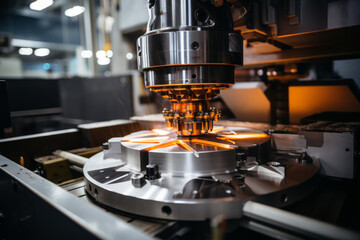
138;31;242;70
84;127;320;220
144;65;234;87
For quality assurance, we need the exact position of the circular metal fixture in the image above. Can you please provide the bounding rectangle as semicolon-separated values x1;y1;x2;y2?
137;0;243;136
84;127;320;220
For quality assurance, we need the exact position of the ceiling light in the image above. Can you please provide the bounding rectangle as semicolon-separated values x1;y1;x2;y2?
29;0;53;11
126;52;133;60
106;50;113;58
65;6;85;17
81;50;92;58
34;48;50;57
97;57;110;65
96;50;106;59
18;48;33;56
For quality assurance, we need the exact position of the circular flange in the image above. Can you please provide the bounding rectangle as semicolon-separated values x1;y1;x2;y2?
83;127;320;221
138;30;242;70
144;65;234;87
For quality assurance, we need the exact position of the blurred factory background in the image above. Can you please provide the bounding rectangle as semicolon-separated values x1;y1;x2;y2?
1;0;360;138
1;1;360;239
0;0;144;77
0;0;161;138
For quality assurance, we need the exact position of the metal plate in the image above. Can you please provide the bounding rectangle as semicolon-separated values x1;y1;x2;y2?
84;127;320;221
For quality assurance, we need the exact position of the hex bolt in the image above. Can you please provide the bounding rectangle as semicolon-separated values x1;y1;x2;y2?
146;164;160;180
131;173;146;188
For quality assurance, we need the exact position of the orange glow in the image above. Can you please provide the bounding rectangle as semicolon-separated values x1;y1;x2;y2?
129;132;156;137
129;129;170;138
176;140;199;157
216;137;235;144
141;140;199;157
219;133;269;141
152;129;170;135
289;85;360;124
123;136;170;143
190;139;234;149
209;126;227;133
143;140;178;151
290;68;297;73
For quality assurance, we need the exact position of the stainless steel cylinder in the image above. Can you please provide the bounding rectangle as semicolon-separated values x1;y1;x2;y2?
137;0;243;81
137;0;243;136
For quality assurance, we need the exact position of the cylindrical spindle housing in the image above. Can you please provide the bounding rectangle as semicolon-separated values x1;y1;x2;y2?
137;0;243;136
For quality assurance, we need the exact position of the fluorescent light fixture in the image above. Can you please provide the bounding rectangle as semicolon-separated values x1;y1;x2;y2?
81;50;92;58
97;57;110;65
126;52;133;60
96;50;106;59
106;50;113;58
65;6;85;17
30;0;53;11
34;48;50;57
18;47;33;55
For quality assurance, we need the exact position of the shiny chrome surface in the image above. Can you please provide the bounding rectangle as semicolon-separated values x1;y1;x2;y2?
137;0;243;136
146;0;233;32
138;31;242;70
119;127;271;175
84;127;320;220
121;128;240;176
144;65;234;86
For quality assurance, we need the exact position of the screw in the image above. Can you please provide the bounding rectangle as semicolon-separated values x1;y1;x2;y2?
191;41;199;50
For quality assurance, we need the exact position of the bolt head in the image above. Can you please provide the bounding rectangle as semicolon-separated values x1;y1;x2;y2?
131;173;146;188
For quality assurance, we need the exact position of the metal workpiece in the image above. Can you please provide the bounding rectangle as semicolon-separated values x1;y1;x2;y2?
120;127;269;176
53;149;88;167
137;0;243;136
103;137;123;159
84;127;320;221
0;155;150;240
